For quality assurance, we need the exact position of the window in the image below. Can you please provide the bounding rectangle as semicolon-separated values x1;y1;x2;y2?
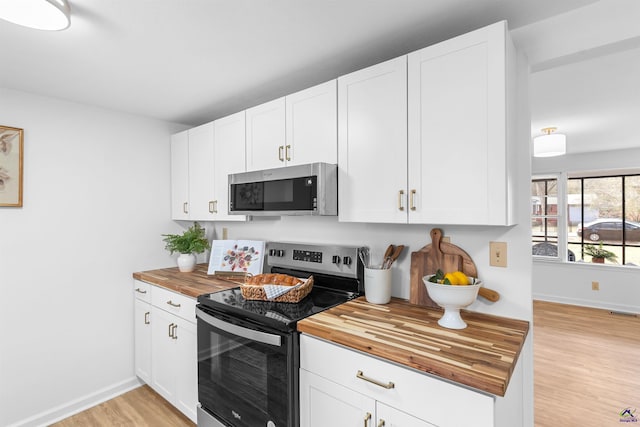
532;173;640;266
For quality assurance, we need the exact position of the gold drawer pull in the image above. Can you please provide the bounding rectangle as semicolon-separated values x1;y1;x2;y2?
183;202;188;214
135;288;147;294
171;324;178;340
285;144;291;161
166;300;181;308
144;312;150;325
356;370;395;389
364;412;371;427
398;190;405;211
168;322;174;338
278;145;285;161
377;420;385;427
410;189;416;211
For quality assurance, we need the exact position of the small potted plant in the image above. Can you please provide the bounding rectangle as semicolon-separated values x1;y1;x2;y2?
584;242;617;264
162;222;210;272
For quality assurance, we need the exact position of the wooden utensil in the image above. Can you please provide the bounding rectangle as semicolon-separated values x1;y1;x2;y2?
409;228;500;308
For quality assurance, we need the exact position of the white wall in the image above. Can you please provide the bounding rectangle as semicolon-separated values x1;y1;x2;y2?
532;147;640;312
0;88;184;427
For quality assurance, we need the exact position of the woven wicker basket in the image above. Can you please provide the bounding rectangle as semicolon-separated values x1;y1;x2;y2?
240;276;314;303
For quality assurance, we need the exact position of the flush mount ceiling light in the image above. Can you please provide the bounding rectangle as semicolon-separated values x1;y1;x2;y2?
533;127;566;157
0;0;70;31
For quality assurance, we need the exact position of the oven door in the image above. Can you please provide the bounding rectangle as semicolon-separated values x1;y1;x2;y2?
196;305;298;427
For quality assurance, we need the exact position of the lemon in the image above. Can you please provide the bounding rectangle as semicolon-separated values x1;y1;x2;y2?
452;271;469;286
443;272;460;285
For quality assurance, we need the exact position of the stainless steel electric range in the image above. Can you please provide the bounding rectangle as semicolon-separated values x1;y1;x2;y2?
196;241;365;427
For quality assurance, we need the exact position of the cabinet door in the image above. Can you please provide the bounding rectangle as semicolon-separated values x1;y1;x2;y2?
286;80;337;166
170;130;189;220
213;111;246;221
246;97;286;171
134;299;151;384
377;402;435;427
188;122;216;220
338;56;408;223
408;21;510;225
150;307;177;403
173;317;198;423
300;369;376;427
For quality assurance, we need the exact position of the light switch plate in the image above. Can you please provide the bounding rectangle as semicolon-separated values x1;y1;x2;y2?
490;241;507;267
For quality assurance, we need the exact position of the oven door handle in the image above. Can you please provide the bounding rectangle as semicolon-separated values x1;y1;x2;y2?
196;306;282;347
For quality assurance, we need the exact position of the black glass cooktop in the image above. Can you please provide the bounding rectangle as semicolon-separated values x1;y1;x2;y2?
197;285;357;332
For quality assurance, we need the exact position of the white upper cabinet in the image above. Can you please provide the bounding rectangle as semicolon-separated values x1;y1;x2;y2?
170;123;216;221
338;56;408;223
213;111;246;221
246;80;337;171
245;97;286;171
170;130;190;220
285;80;337;166
188;122;216;220
407;20;514;225
338;21;515;225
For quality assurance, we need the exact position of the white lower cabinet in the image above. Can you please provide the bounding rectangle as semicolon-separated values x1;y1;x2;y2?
133;280;197;423
301;369;432;427
300;334;502;427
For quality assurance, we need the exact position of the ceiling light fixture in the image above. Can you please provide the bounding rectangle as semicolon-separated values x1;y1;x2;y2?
0;0;70;31
533;127;566;157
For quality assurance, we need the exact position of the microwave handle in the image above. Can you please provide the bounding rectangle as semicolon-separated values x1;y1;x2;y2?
196;306;282;347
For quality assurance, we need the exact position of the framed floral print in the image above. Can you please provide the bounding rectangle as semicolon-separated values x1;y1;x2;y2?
0;125;24;207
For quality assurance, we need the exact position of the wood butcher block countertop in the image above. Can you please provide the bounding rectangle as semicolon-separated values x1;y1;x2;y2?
297;297;529;397
132;264;239;298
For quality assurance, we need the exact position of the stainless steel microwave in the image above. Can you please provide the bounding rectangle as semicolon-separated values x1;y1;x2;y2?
228;162;337;216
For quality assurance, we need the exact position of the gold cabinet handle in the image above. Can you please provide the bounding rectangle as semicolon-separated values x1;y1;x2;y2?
398;190;405;211
183;202;188;214
377;420;385;427
356;370;395;389
285;144;291;161
166;300;181;308
278;145;285;161
171;324;178;340
364;412;371;427
135;287;147;294
144;311;150;325
168;322;174;338
410;189;417;211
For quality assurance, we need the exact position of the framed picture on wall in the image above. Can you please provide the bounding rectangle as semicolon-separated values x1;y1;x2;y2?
0;125;24;207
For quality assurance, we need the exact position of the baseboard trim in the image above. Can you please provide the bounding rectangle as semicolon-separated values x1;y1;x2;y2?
533;293;639;314
9;377;143;427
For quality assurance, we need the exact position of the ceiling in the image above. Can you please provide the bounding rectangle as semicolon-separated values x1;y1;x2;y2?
2;1;639;155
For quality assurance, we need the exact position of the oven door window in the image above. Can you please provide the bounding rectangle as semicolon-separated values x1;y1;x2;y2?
231;176;316;211
197;308;296;427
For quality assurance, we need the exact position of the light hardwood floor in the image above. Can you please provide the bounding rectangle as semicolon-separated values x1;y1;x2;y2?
51;385;194;427
534;300;639;426
52;301;639;426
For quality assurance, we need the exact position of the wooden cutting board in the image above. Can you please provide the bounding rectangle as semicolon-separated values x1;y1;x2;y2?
409;228;499;308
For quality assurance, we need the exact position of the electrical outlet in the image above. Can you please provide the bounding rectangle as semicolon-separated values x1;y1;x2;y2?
592;281;599;291
442;236;451;243
490;241;507;267
222;227;228;240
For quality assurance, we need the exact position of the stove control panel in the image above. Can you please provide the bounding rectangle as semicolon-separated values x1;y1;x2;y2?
293;250;322;263
265;241;365;279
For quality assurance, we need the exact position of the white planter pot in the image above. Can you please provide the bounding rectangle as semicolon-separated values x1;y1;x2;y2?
177;253;196;272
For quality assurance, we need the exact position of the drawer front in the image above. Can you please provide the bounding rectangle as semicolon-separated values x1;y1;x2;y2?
300;334;495;427
133;279;151;303
151;285;196;322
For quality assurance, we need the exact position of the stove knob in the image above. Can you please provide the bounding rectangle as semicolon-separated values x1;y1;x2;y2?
277;249;285;257
269;249;276;256
332;255;341;265
343;256;352;265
